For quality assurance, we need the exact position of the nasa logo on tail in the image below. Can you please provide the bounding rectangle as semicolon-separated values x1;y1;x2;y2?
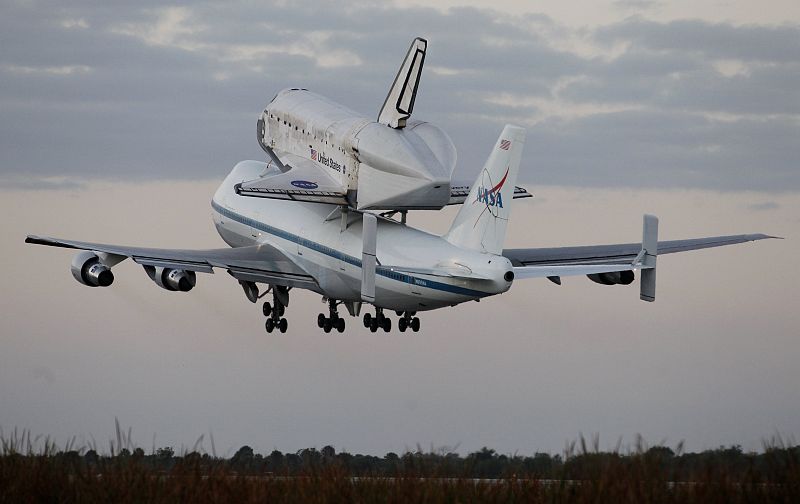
476;167;509;209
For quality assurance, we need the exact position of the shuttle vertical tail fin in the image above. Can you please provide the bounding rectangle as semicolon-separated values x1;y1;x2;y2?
378;37;427;129
445;125;526;255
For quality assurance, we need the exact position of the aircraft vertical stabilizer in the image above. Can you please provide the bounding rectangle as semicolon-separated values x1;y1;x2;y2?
445;125;526;255
378;38;427;129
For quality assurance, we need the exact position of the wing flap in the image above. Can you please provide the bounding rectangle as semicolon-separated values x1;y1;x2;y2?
513;263;639;280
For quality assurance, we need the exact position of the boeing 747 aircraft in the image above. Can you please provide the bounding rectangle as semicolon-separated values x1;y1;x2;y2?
27;38;776;334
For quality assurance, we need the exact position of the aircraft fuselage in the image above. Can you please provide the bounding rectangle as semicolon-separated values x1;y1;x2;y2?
212;160;514;312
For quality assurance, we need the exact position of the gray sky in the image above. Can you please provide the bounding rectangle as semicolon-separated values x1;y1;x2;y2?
1;0;798;456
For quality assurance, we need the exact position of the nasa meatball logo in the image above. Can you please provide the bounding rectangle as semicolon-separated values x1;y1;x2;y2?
291;180;318;190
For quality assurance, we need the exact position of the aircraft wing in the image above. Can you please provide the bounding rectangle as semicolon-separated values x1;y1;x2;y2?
235;153;350;206
504;233;776;279
25;235;319;290
448;182;532;206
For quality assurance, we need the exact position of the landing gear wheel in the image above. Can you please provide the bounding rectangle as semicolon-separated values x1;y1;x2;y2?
369;318;378;333
323;318;332;333
279;318;288;333
265;318;275;333
363;313;372;328
411;317;420;332
336;318;345;333
382;318;391;332
399;318;407;332
262;302;272;317
317;313;326;328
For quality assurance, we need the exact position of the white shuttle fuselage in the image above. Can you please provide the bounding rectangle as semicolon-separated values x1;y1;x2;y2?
258;88;457;210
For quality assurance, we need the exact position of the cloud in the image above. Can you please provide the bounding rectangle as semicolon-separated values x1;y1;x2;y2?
747;201;780;211
0;1;798;191
595;18;800;63
0;176;87;191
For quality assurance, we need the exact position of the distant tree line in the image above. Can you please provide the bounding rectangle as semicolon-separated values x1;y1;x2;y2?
34;441;800;481
4;436;800;502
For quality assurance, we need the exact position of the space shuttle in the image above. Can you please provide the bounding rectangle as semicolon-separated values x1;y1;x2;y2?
239;37;531;211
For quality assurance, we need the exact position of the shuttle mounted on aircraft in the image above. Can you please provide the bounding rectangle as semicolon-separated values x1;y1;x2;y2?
27;38;777;334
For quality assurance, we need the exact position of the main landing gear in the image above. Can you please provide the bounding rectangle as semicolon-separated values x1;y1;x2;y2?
397;311;420;333
263;286;289;334
362;309;421;333
363;308;392;333
318;299;346;333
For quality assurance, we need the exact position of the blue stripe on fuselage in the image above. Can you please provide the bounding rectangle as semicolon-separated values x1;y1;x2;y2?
211;200;490;298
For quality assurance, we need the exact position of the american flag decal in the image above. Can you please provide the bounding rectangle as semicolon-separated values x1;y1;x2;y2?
499;139;511;150
311;148;317;161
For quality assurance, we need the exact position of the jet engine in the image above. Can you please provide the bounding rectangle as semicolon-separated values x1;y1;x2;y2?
587;270;635;286
144;265;196;292
71;251;114;287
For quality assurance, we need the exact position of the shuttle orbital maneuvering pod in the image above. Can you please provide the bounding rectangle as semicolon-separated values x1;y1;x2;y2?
27;38;777;334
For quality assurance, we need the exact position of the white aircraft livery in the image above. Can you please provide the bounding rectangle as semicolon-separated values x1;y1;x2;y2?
27;38;777;334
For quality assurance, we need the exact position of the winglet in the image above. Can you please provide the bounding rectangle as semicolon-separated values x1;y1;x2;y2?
378;37;427;129
640;214;658;302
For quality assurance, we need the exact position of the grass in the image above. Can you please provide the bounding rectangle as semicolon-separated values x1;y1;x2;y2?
1;428;798;503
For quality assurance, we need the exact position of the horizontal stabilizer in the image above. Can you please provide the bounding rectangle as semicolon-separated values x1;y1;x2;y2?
448;183;532;206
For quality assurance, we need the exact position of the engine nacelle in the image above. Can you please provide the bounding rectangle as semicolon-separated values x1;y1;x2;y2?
71;251;114;287
144;265;196;292
587;270;635;286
